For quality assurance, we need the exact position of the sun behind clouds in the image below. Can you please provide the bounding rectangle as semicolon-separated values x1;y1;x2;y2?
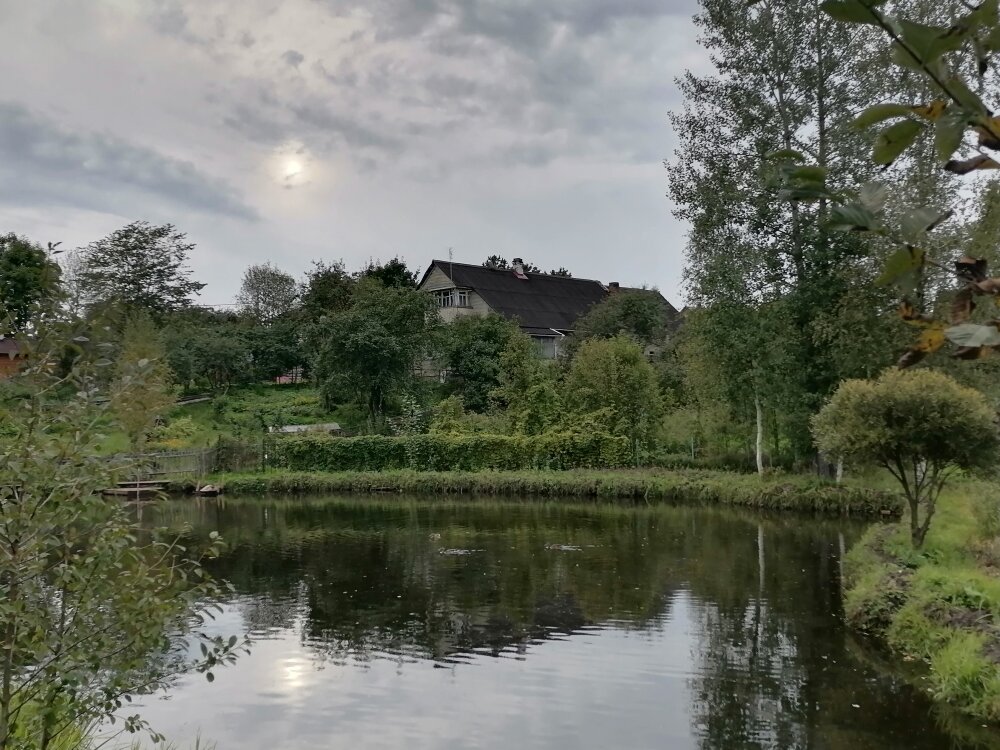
271;142;311;189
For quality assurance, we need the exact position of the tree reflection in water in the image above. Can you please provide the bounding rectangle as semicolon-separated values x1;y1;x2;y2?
144;497;1000;750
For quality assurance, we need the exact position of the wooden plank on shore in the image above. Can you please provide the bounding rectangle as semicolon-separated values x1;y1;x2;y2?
102;486;164;498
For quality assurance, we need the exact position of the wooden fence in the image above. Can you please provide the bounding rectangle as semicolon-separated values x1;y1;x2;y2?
118;440;264;479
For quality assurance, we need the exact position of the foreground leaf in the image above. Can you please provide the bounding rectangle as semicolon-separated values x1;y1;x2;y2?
911;100;948;121
934;110;967;161
956;255;989;282
859;182;888;212
975;278;1000;294
916;324;947;352
820;0;885;24
876;246;925;287
945;155;1000;174
892;20;969;69
828;203;880;232
899;299;935;326
977;116;1000;149
953;346;992;360
897;348;927;368
852;103;915;128
945;323;1000;348
874;120;924;165
900;207;953;238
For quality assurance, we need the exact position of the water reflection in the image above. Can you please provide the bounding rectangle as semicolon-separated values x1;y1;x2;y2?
136;498;1000;750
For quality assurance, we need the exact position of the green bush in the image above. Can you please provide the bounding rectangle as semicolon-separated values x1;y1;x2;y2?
814;369;999;547
268;431;634;472
152;416;198;442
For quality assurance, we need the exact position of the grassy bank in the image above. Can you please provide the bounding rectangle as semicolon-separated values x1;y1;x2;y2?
845;481;1000;722
209;469;901;516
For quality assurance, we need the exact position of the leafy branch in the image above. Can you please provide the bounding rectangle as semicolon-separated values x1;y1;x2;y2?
770;0;1000;367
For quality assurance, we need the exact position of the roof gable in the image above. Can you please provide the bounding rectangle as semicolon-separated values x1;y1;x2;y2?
424;260;607;331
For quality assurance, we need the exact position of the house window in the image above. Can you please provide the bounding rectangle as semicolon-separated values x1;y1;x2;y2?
435;289;470;308
533;336;557;359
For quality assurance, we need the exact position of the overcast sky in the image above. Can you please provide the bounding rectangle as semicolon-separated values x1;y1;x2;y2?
0;0;705;308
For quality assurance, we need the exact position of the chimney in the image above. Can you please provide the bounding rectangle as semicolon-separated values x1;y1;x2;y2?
512;258;528;280
608;282;620;293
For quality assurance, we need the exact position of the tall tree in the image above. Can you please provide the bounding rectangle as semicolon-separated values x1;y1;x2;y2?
439;315;520;412
299;260;354;321
772;0;1000;368
573;290;673;346
360;257;418;288
244;319;306;383
236;263;298;323
482;256;542;273
0;233;61;329
493;333;563;435
79;222;205;318
668;0;881;465
565;336;664;457
313;279;437;428
111;315;175;451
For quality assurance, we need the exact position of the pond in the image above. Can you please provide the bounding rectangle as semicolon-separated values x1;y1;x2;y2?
135;497;1000;750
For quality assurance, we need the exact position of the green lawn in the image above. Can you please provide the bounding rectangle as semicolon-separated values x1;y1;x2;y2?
101;384;365;454
845;480;1000;722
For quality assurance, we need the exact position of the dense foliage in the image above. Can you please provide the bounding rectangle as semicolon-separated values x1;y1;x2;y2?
0;327;242;748
312;279;438;427
269;431;633;472
78;221;205;318
0;234;60;329
814;368;998;546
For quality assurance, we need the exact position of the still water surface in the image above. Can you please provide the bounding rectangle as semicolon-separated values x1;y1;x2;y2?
137;497;1000;750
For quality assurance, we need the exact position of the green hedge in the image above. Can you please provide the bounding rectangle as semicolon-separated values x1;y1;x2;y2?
218;469;902;517
267;432;633;472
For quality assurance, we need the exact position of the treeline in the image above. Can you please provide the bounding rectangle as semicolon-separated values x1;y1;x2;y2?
665;0;1000;472
1;226;691;461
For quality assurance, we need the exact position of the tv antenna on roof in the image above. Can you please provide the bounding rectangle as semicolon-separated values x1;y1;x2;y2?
448;247;453;278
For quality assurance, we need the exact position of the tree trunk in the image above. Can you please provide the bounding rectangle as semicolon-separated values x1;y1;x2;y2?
0;574;19;750
908;494;923;548
754;394;765;476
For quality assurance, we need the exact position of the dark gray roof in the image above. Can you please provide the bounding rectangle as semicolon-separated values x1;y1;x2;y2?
423;260;607;331
0;339;20;357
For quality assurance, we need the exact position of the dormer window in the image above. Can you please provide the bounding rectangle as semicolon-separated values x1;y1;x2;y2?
435;289;470;308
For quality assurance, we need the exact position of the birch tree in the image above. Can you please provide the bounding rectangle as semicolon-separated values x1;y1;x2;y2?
669;0;882;469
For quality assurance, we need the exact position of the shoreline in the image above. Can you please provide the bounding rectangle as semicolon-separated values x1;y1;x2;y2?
177;468;903;517
844;482;1000;724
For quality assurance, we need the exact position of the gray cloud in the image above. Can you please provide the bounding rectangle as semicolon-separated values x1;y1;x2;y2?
136;0;697;176
316;0;699;45
149;0;190;37
282;49;305;68
0;102;258;221
0;0;699;307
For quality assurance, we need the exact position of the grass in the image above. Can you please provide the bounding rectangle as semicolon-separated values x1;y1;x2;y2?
206;468;902;516
844;480;1000;721
97;384;363;455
